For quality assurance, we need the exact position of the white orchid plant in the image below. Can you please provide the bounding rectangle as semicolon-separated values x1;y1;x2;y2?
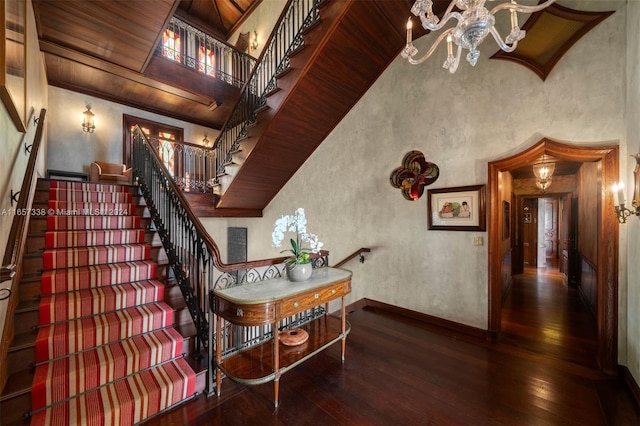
272;208;323;266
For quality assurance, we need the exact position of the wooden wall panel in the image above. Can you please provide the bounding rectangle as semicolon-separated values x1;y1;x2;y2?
580;256;597;316
577;162;599;264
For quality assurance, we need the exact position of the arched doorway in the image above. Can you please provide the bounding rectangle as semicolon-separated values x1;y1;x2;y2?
488;138;619;373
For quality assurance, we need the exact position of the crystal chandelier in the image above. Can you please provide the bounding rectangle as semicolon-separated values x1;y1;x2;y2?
401;0;556;73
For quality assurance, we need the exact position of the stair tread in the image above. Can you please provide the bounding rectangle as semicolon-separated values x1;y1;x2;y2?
32;328;185;410
39;279;166;322
35;301;175;362
30;358;196;425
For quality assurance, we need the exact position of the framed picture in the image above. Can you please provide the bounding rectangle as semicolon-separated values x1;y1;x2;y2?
1;0;27;132
427;184;486;231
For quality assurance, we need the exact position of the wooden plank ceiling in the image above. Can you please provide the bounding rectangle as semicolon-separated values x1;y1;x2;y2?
33;0;261;129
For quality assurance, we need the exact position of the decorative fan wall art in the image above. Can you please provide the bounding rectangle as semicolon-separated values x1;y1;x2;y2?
390;151;439;201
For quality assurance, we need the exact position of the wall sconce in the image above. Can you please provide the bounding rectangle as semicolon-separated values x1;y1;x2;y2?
82;106;95;133
612;153;640;224
533;154;555;192
250;31;259;52
202;134;211;148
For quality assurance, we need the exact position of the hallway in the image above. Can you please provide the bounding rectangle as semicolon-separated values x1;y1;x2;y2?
500;267;598;368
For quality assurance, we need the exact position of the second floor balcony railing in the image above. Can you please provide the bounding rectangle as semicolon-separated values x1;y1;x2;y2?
148;136;216;192
158;16;256;89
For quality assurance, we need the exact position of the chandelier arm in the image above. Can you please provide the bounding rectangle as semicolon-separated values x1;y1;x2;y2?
418;10;464;32
489;0;556;15
489;26;518;53
407;28;455;65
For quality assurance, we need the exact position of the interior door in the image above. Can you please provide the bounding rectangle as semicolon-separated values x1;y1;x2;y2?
521;198;537;268
542;198;559;268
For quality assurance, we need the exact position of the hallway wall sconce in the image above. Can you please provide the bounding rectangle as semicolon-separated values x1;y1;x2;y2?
202;134;211;148
82;106;95;133
612;153;640;224
250;31;259;52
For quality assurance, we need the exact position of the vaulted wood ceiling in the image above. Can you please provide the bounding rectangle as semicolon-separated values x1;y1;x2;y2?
33;0;261;129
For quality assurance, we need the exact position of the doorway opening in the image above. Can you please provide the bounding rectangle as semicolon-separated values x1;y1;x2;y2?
488;138;619;373
502;192;599;367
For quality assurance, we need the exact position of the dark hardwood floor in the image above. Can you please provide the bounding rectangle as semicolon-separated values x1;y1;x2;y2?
148;267;639;425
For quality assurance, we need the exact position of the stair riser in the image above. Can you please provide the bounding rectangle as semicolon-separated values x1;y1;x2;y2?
29;218;47;234
7;345;34;374
18;278;41;304
173;307;194;327
26;235;45;254
22;255;43;275
0;392;30;425
13;310;38;337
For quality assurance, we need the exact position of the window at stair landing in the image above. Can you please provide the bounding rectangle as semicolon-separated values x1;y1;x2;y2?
136;126;178;177
158;132;177;178
122;114;184;170
162;29;181;63
198;46;215;77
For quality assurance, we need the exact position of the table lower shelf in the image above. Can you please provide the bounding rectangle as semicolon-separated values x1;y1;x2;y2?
216;314;350;386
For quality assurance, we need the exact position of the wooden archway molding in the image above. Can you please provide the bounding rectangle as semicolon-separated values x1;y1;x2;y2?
488;138;619;373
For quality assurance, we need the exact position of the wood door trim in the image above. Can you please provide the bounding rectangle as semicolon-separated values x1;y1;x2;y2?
488;138;619;373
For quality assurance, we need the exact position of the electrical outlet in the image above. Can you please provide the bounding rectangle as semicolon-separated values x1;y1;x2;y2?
474;236;484;246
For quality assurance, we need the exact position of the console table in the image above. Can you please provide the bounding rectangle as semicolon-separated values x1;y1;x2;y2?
213;267;352;407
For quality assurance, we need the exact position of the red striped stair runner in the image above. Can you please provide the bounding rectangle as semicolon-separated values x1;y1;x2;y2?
31;180;195;426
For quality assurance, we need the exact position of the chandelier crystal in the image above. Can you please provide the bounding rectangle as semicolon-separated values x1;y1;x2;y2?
401;0;556;73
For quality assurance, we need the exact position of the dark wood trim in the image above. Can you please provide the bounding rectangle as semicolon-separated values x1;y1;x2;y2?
348;298;489;341
40;41;214;105
140;0;181;73
621;365;640;409
491;4;614;81
488;138;619;373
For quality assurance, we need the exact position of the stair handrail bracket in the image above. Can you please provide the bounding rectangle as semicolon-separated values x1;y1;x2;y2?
212;0;324;188
131;126;329;396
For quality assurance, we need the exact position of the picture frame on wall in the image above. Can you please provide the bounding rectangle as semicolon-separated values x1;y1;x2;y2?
427;184;486;231
1;0;27;133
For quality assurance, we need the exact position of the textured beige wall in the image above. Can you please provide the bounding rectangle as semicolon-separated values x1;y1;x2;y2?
46;87;220;174
624;0;640;386
202;1;627;330
0;0;48;263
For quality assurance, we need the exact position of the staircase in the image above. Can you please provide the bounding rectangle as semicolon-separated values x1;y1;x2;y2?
0;179;203;425
210;0;417;214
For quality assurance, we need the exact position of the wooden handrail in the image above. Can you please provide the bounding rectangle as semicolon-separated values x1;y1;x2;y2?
334;247;371;269
0;108;47;393
2;109;47;269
